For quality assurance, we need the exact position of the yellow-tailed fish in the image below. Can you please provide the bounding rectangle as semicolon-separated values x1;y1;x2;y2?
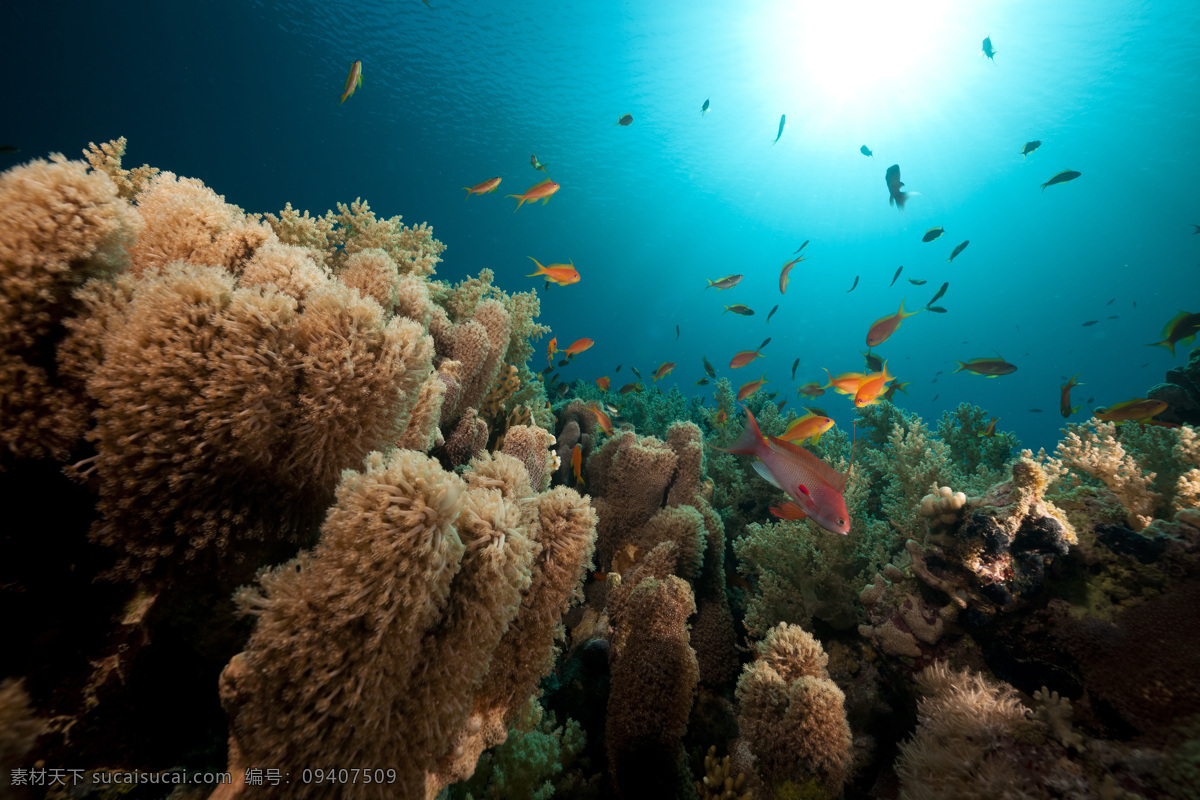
507;179;560;211
463;176;501;198
339;60;363;104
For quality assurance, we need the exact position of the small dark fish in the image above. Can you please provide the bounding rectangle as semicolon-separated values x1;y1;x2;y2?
1041;169;1081;191
981;36;996;60
0;145;18;154
1021;140;1041;158
759;337;772;351
619;382;643;394
701;98;710;116
927;306;948;313
559;359;570;367
764;391;778;400
847;275;860;293
557;384;570;397
1193;224;1200;234
767;305;779;324
890;266;903;286
1030;408;1043;413
631;367;642;379
695;378;710;386
907;278;927;285
615;113;633;126
1087;397;1095;404
927;282;949;306
794;240;809;254
935;371;943;376
932;394;940;402
702;356;716;378
773;114;786;145
885;164;909;211
808;406;829;416
1081;320;1098;327
676;324;680;340
860;145;873;157
1108;315;1119;320
863;351;883;372
777;399;788;412
947;240;970;262
540;365;553;375
1133;301;1137;307
615;364;622;373
791;358;799;380
723;304;754;315
922;226;945;243
932;379;938;384
1105;298;1115;306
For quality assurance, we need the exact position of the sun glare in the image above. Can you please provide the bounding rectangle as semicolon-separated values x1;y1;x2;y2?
753;0;956;109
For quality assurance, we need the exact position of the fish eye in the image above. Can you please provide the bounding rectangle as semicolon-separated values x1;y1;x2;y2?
838;518;846;526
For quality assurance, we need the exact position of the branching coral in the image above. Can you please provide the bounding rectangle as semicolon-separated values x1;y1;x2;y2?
1047;419;1162;531
735;623;852;795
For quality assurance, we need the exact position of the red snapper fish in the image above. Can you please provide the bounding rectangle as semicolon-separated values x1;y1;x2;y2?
712;405;852;535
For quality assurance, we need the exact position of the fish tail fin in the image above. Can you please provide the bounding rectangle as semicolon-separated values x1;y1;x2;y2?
952;361;969;374
463;187;472;199
525;257;545;277
821;368;834;388
1146;339;1176;356
894;192;908;211
712;404;766;456
507;194;526;211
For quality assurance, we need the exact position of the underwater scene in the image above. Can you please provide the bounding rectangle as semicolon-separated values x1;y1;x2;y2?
2;0;1200;797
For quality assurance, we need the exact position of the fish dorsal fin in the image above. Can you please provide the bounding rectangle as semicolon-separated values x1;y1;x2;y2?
752;459;781;489
765;435;847;491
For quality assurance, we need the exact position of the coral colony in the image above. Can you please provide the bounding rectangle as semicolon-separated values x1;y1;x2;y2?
3;140;1200;799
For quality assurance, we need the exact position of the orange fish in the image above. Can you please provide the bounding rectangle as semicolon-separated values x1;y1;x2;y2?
715;408;728;427
866;299;920;347
546;337;557;367
526;257;580;286
823;369;867;395
1094;398;1168;423
563;338;594;357
596;376;611;391
853;362;895;407
977;417;999;437
1060;374;1083;418
798;382;825;398
507;178;560;211
712;405;852;535
653;362;676;381
571;443;583;485
339;60;363;104
619;382;643;394
587;402;614;435
737;374;769;402
463;176;501;198
779;256;804;294
730;339;769;369
780;410;835;445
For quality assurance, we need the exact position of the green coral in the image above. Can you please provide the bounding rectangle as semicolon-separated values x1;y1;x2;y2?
935;402;1019;492
449;699;592;800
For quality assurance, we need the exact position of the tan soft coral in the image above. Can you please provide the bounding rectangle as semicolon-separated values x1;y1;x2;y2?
735;623;853;794
1047;419;1161;530
218;449;596;800
0;154;141;461
64;259;433;579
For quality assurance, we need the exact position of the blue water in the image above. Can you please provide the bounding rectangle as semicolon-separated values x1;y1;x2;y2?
5;0;1198;452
